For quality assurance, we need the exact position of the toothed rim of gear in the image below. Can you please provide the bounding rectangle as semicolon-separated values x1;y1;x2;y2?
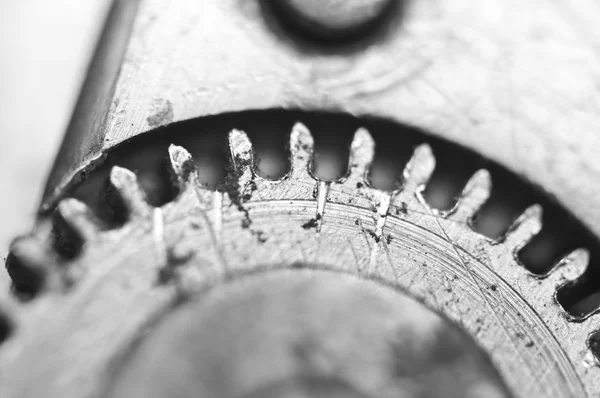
1;124;599;397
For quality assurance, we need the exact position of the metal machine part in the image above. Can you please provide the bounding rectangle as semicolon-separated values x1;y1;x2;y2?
3;0;600;397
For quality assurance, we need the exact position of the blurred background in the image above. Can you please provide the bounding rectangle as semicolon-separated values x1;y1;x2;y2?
0;1;110;259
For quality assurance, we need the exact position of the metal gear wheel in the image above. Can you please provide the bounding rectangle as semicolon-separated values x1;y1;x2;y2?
1;125;598;397
5;1;600;397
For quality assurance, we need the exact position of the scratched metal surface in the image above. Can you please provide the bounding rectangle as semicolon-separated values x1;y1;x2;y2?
42;0;600;246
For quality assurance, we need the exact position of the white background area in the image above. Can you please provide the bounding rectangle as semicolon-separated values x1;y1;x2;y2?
0;1;110;266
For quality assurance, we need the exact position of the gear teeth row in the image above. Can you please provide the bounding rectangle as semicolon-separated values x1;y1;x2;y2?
219;124;600;368
2;121;599;377
55;166;152;255
4;164;158;300
15;123;594;312
272;125;597;324
443;170;588;299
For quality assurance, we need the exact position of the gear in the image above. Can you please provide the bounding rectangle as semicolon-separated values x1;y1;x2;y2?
1;125;598;397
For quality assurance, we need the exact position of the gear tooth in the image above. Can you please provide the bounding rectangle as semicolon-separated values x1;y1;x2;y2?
546;248;588;285
402;144;435;194
500;204;543;250
229;129;253;168
109;166;151;218
289;122;314;178
347;127;375;184
168;144;197;188
56;198;101;240
5;236;51;298
448;169;492;222
221;130;255;205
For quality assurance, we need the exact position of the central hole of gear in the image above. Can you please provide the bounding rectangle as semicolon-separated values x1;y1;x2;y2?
50;109;600;320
